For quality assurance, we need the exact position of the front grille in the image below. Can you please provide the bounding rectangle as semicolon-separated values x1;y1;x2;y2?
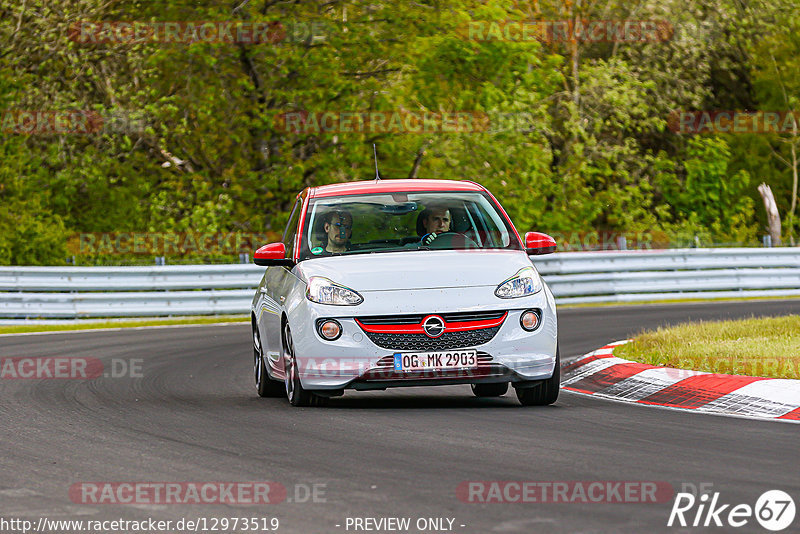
364;326;501;351
441;311;506;322
358;310;505;325
357;315;424;325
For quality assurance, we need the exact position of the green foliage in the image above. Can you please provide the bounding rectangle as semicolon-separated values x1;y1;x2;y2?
0;138;69;264
0;0;795;264
656;136;756;244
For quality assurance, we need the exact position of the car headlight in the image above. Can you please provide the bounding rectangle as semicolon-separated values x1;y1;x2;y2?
495;267;542;298
306;277;364;306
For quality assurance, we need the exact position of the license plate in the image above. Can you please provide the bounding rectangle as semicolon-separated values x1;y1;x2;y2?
393;350;478;371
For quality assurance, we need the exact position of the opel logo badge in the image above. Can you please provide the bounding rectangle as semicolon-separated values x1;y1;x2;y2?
422;315;446;338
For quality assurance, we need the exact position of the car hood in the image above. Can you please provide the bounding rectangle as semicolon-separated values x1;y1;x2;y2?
295;250;534;291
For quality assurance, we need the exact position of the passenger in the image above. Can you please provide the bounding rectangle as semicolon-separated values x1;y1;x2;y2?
322;210;353;254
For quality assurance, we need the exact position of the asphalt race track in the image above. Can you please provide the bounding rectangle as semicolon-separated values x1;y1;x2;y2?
1;300;798;534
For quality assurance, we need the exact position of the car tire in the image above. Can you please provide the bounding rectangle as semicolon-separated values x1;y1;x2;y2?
254;325;284;398
516;347;560;406
283;324;329;407
471;382;509;397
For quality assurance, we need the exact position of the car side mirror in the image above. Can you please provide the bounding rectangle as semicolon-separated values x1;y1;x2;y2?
524;232;557;255
254;243;295;267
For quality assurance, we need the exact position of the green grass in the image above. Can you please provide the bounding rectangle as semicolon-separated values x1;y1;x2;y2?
0;315;248;335
614;315;800;379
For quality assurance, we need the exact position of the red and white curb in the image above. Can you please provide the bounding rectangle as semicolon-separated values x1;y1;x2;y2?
561;340;800;423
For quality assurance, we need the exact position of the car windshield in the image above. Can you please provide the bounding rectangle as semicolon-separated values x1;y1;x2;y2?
298;191;521;260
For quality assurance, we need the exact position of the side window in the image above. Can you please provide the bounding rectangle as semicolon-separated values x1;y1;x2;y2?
466;202;492;246
282;198;303;259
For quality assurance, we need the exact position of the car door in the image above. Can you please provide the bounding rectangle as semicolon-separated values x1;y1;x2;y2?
257;194;305;378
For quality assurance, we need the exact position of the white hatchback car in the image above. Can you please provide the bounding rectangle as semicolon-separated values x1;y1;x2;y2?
250;179;559;406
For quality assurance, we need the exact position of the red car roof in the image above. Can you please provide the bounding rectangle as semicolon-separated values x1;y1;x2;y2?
308;179;486;198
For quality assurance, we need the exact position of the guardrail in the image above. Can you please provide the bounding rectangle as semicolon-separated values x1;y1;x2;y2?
0;265;263;319
0;248;798;318
536;248;800;304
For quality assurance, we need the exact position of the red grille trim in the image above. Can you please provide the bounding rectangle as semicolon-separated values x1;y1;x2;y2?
355;312;507;334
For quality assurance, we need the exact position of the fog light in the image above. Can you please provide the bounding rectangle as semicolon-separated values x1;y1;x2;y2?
520;309;541;331
317;319;342;341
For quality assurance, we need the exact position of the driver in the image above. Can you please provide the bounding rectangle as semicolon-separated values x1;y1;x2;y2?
420;206;451;245
321;210;353;254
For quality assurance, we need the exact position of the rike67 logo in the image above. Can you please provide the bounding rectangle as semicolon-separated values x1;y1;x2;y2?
668;489;796;531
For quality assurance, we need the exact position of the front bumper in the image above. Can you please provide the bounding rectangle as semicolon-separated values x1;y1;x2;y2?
288;285;558;391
